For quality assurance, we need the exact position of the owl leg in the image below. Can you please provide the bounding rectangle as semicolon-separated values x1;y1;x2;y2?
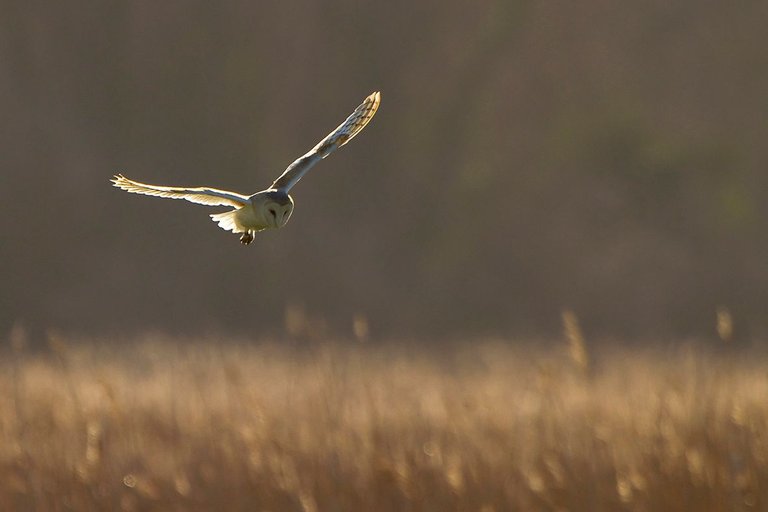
240;231;254;245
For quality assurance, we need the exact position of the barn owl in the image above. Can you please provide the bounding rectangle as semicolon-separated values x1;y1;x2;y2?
112;91;380;245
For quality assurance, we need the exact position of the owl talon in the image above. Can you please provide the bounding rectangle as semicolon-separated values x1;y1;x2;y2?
240;232;254;245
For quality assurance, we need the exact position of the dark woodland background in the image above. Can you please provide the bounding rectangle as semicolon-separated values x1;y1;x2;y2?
2;0;767;341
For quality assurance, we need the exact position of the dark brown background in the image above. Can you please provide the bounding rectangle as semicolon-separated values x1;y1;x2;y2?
2;0;766;340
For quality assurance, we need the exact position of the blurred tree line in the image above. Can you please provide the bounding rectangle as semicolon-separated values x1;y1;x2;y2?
1;0;766;341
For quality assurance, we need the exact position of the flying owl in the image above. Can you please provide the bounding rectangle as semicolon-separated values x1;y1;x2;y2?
112;91;380;245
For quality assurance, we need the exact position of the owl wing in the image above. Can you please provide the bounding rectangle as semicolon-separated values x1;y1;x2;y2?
111;174;250;208
270;91;380;193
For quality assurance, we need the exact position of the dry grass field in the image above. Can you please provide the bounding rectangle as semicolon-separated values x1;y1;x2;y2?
0;331;765;511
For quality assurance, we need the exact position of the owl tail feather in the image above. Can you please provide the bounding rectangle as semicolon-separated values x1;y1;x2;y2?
210;210;242;233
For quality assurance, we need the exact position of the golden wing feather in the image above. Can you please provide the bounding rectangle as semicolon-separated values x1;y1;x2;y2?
111;174;249;208
270;91;380;192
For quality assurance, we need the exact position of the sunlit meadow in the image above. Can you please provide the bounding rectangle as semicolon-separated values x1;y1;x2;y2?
0;326;765;511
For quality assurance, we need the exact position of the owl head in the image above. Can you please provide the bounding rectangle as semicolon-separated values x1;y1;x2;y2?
263;190;294;228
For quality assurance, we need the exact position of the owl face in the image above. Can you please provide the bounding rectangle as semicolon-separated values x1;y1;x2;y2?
264;200;293;228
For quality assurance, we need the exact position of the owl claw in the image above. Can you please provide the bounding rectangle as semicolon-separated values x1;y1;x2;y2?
240;232;254;245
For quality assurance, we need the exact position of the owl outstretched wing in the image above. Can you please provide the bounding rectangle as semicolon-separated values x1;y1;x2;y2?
270;91;380;193
111;174;250;208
